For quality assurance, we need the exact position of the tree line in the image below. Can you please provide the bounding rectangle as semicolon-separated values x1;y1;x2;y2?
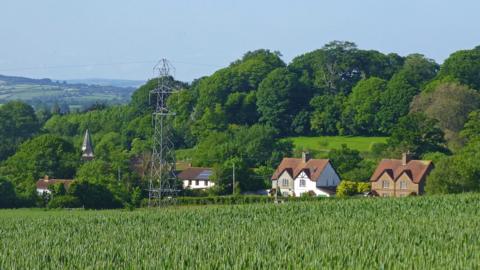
1;41;480;208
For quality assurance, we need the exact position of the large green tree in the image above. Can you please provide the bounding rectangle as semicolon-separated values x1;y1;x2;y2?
0;134;78;191
411;83;480;145
309;94;345;135
426;139;480;194
341;77;387;135
0;101;40;160
257;68;306;133
377;54;439;133
387;113;447;158
437;47;480;90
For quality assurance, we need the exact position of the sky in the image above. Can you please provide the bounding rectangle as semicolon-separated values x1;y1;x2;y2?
0;0;479;82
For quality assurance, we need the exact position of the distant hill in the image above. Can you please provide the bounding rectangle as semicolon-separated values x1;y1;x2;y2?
0;74;138;111
65;78;145;88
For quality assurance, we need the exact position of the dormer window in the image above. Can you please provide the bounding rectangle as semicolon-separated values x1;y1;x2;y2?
400;181;407;189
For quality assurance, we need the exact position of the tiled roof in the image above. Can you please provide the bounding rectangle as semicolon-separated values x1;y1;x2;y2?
370;159;433;184
271;158;330;181
36;177;74;190
177;167;212;180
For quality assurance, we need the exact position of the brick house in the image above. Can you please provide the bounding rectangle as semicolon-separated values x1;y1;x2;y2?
370;153;433;197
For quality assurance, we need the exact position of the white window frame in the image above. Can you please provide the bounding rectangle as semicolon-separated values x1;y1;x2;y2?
400;181;407;190
282;179;289;186
382;180;389;189
299;179;306;187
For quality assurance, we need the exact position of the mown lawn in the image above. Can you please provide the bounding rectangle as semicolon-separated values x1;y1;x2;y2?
1;194;479;269
287;136;388;153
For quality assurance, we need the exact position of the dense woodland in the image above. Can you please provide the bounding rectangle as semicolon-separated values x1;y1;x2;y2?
1;41;480;208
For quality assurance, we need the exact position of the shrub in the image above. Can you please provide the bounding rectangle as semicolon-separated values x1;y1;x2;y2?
0;177;16;208
47;195;81;209
337;181;371;197
69;181;122;209
356;182;371;193
336;181;358;197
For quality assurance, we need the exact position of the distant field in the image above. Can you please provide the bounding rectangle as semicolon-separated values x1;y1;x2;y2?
1;194;479;268
0;75;135;109
287;136;388;153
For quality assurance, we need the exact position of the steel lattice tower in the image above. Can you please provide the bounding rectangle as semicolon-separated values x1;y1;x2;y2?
148;59;178;207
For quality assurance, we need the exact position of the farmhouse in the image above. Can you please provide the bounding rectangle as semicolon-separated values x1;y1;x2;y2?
178;167;215;189
271;152;340;197
370;153;433;197
36;175;74;195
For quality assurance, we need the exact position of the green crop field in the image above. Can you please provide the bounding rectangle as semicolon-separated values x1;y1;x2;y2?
1;194;479;269
287;136;388;153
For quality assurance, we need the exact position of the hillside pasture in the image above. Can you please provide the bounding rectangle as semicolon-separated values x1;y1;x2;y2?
287;136;388;154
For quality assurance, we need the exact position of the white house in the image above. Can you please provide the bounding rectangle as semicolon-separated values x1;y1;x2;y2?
271;152;340;197
178;167;215;190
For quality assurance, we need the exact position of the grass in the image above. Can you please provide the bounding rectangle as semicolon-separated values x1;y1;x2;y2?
287;136;388;153
1;194;479;268
0;82;133;106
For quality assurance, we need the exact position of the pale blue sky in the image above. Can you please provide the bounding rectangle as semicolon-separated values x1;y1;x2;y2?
0;0;478;82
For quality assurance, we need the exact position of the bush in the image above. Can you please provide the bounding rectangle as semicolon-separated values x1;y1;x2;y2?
47;195;81;209
0;177;16;208
356;182;371;193
336;181;358;197
69;181;122;209
337;181;371;197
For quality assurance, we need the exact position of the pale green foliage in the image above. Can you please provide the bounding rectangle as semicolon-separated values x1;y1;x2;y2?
336;181;371;197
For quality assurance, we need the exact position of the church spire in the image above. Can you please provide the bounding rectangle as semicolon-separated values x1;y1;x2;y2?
81;129;94;161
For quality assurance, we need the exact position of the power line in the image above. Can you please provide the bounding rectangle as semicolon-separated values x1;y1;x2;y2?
0;59;224;73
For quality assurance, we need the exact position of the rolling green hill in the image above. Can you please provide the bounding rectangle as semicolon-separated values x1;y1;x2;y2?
287;136;388;154
0;74;136;110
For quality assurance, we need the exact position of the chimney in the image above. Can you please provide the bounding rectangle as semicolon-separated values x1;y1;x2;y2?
302;152;311;163
44;175;49;181
402;153;410;166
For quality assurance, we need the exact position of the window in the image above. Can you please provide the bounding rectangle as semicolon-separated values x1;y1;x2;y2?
382;193;389;197
282;179;289;186
204;180;208;186
195;180;199;186
282;191;289;197
188;180;192;186
299;179;306;187
400;181;407;190
382;180;389;189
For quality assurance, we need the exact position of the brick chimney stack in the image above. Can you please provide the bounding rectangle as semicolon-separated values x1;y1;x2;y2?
302;152;311;163
402;152;411;166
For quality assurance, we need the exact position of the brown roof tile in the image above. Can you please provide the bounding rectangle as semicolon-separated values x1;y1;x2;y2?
177;167;213;180
36;177;74;190
370;159;433;184
271;158;330;181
